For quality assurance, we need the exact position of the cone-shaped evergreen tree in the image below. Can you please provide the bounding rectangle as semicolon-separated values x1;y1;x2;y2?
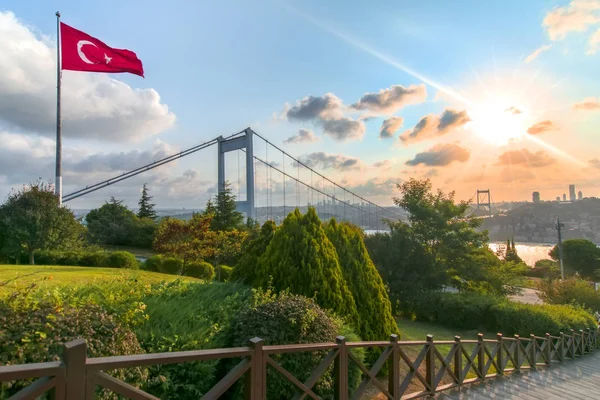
256;208;359;322
137;184;157;220
325;219;399;340
233;220;277;285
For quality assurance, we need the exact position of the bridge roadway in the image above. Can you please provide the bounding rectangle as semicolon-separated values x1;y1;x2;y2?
438;349;600;399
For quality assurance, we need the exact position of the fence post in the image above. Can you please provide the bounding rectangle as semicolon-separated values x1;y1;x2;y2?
545;333;551;366
245;337;265;400
570;329;576;357
63;339;87;400
529;334;537;369
580;330;585;355
559;332;565;362
387;334;399;400
425;335;435;395
514;335;520;372
334;336;348;400
496;334;503;374
477;334;485;378
453;336;462;385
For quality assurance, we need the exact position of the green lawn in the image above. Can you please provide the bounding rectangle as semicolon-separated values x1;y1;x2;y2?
0;264;198;293
399;318;494;342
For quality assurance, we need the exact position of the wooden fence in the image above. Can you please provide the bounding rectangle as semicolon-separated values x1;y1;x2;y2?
0;328;597;400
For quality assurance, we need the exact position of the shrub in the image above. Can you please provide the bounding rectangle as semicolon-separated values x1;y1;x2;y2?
539;278;600;312
220;293;363;399
527;259;561;279
159;257;183;275
184;261;215;280
80;250;110;267
144;254;164;272
0;295;147;398
233;220;276;285
106;251;139;269
18;249;111;268
216;265;233;282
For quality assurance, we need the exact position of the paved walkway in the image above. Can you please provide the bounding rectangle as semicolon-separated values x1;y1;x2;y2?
438;350;600;399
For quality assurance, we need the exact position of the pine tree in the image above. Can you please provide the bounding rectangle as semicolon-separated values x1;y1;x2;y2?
255;208;359;321
137;184;157;220
504;238;523;264
325;219;399;340
233;220;277;285
211;181;244;231
203;199;216;217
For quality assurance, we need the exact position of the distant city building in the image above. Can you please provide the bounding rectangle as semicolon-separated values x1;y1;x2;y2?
569;184;576;202
556;196;561;202
578;191;583;200
532;191;541;203
563;193;567;202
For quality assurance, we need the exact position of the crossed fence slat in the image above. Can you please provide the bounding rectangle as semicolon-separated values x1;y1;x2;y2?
1;329;597;400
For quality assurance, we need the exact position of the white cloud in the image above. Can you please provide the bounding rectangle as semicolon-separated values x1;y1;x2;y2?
543;0;600;40
283;128;321;144
0;11;175;143
588;27;600;53
524;44;553;63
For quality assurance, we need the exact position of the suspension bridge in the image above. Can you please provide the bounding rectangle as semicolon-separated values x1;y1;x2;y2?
61;128;405;231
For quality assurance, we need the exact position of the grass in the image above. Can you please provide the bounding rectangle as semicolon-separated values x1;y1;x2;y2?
0;264;199;293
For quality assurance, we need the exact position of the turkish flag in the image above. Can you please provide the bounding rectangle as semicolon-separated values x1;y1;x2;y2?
60;22;144;77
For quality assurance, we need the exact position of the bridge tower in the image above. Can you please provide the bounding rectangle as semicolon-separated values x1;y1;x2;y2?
476;189;491;217
217;129;255;220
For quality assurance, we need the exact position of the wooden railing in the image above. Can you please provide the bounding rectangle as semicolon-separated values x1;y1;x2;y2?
0;328;597;399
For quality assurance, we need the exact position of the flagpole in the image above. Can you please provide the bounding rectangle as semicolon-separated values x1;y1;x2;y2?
55;11;62;205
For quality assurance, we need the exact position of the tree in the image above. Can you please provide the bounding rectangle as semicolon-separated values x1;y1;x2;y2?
504;238;523;264
153;213;215;266
254;208;359;321
325;219;399;340
209;181;244;231
550;239;600;279
85;198;137;246
233;220;277;285
0;181;85;264
137;184;157;220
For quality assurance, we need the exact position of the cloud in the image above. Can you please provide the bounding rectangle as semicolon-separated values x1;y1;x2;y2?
543;0;600;40
297;152;365;171
524;44;553;63
351;84;427;114
527;120;558;135
496;149;556;168
379;117;404;139
573;97;600;110
282;93;364;142
589;27;600;53
400;109;470;144
342;177;399;198
322;117;366;141
0;11;175;143
499;168;536;183
590;158;600;168
283;128;321;144
372;160;393;170
504;106;522;115
405;143;470;166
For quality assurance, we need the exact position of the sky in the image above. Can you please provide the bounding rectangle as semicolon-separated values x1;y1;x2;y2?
1;0;600;209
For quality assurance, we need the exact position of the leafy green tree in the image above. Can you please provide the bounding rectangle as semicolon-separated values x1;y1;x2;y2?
550;239;600;279
137;184;157;220
207;181;244;231
325;219;399;340
0;181;85;264
233;220;277;285
254;208;359;321
86;198;137;246
153;213;214;266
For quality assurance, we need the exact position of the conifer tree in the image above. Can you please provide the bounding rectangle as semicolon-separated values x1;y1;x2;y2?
325;219;399;340
203;199;216;217
255;208;359;321
233;220;277;285
211;181;244;231
137;184;157;220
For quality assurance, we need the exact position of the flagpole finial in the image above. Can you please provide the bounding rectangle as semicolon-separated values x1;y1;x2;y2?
56;11;60;18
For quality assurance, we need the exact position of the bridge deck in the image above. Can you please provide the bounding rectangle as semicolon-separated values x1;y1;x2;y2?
438;350;600;399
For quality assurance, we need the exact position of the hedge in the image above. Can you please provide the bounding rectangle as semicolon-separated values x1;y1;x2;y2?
16;249;143;269
406;291;596;336
184;261;215;280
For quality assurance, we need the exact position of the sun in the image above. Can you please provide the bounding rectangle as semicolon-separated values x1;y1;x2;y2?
469;98;531;146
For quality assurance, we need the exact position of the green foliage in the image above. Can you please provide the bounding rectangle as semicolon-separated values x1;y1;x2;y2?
325;219;398;340
539;278;600;312
206;181;244;231
550;239;600;279
133;217;158;248
527;259;561;279
137;184;157;220
216;265;233;282
144;255;164;272
254;208;359;321
504;239;523;264
184;261;215;280
0;180;85;264
106;251;139;269
233;220;276;285
221;292;363;399
406;291;596;336
159;257;183;275
0;292;147;397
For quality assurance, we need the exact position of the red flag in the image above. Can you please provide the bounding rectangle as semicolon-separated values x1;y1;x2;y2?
60;22;144;77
